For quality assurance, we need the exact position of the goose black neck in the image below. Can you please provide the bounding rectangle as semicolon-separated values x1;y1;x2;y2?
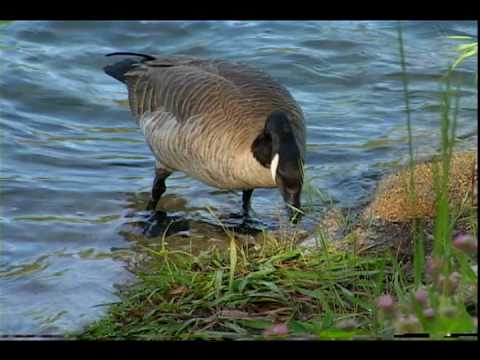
265;111;299;157
251;111;301;169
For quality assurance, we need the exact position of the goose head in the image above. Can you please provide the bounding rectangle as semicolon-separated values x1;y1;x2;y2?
252;111;304;221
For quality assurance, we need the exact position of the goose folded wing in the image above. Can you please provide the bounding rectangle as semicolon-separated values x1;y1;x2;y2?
123;62;241;124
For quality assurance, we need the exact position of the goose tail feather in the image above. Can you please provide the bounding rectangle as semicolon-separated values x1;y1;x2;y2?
104;52;155;83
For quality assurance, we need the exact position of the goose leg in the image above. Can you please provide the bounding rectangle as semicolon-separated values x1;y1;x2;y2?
242;189;253;216
146;167;171;211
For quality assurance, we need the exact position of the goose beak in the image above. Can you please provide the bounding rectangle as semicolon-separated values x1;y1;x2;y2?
283;189;302;223
277;178;303;223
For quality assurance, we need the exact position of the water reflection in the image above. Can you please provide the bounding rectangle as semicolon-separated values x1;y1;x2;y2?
125;210;268;239
119;188;284;243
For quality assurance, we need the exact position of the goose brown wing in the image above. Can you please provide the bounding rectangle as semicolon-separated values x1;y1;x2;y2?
122;57;241;123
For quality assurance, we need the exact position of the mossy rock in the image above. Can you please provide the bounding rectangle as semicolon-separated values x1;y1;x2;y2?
303;151;478;261
364;151;477;222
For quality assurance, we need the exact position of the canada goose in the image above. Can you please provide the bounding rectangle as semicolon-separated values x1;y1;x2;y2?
104;52;306;220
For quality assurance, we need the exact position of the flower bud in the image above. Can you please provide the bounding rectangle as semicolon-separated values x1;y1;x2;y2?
414;289;429;306
377;294;395;313
425;256;443;277
448;272;461;292
436;272;461;295
422;308;435;320
263;324;288;337
453;234;477;255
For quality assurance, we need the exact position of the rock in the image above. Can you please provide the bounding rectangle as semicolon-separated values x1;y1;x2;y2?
300;151;478;259
363;151;477;222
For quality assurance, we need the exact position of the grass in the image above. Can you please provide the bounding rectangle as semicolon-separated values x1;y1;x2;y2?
448;36;478;81
80;235;398;340
78;23;477;340
397;21;424;289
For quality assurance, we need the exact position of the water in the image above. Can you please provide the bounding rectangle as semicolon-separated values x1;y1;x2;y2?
0;20;477;336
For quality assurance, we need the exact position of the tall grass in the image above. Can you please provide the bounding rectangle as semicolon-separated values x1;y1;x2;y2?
397;22;425;288
448;36;478;77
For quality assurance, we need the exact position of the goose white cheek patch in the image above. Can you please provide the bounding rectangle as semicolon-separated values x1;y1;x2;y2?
270;153;279;183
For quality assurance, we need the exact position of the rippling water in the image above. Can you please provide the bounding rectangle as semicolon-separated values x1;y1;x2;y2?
0;20;477;335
